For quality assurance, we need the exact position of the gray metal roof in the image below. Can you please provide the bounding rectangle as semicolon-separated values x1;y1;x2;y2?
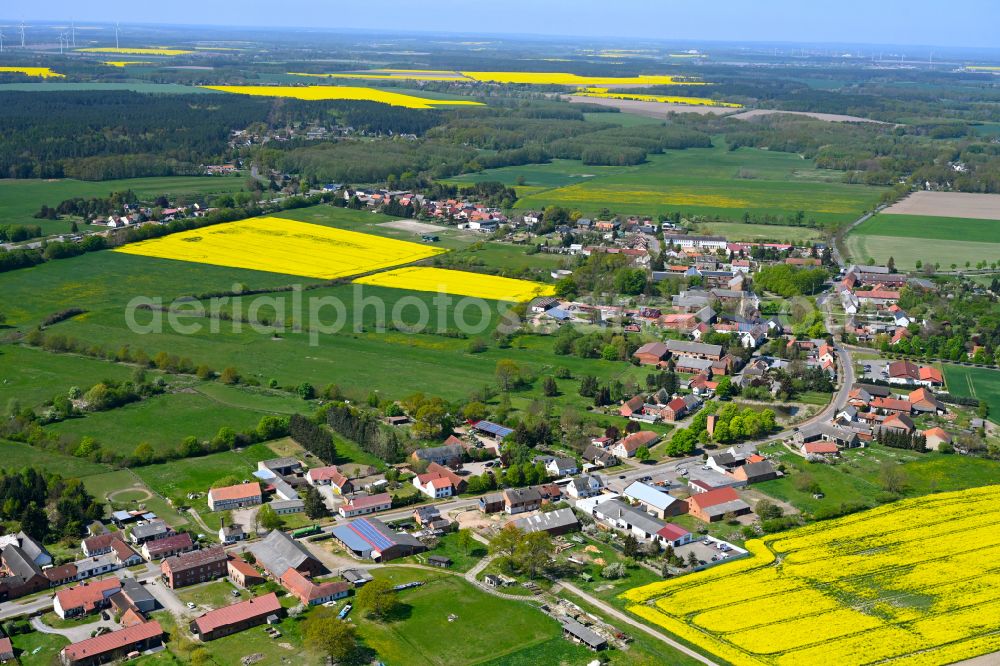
623;482;679;512
513;508;580;534
130;520;170;540
249;530;316;577
665;340;723;357
594;499;665;536
561;618;607;649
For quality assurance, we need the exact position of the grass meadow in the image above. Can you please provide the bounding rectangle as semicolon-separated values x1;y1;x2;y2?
0;175;247;235
448;144;884;227
847;213;1000;269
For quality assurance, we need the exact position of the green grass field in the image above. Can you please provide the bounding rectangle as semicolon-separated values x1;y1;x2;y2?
693;221;825;243
449;144;884;227
0;344;135;409
756;442;1000;513
11;630;69;666
135;443;275;501
45;391;287;456
0;175;246;235
356;568;591;666
944;365;1000;424
847;213;1000;270
0;439;110;476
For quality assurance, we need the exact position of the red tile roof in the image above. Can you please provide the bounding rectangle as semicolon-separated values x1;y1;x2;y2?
656;524;690;541
143;532;193;556
688;487;740;510
193;593;281;635
344;492;391;510
280;569;350;604
617;430;659;453
871;397;912;413
919;366;943;383
306;466;342;482
61;620;162;662
0;637;12;658
56;577;121;613
803;441;840;455
208;482;261;502
82;533;116;553
227;557;260;579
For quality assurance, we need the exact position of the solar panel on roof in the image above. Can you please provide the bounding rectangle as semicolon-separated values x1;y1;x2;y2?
474;420;514;438
349;519;394;551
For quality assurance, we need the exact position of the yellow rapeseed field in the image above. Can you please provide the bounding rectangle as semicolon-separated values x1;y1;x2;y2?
576;87;741;108
291;69;701;87
621;485;1000;666
354;267;555;302
101;61;154;68
0;66;64;78
78;47;193;55
201;85;483;109
114;217;447;279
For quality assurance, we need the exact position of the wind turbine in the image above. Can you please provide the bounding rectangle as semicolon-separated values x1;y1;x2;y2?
70;21;76;47
18;21;26;47
0;30;5;54
114;22;120;49
58;32;68;55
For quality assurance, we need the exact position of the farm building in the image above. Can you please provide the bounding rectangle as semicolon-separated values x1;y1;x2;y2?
687;487;752;523
248;530;324;578
513;508;580;536
207;482;262;512
60;620;163;666
280;568;350;606
623;482;686;519
141;532;194;561
191;593;282;641
332;517;426;562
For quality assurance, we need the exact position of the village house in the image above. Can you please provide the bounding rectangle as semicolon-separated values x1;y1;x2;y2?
306;465;352;494
227;557;265;589
141;532;194;561
191;593;282;641
478;492;505;514
53;578;121;619
503;487;543;514
129;520;173;546
582;444;618;468
565;474;605;499
922;427;953;451
612;430;660;458
410;443;464;467
0;545;48;601
339;492;393;518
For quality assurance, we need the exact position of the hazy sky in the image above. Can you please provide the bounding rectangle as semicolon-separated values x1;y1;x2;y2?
11;1;1000;49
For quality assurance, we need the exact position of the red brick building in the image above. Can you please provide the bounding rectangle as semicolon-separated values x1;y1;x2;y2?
191;593;282;641
160;547;228;589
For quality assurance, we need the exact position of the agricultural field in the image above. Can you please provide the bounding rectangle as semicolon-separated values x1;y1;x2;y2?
459;144;884;227
0;344;135;409
847;212;1000;270
353;266;555;301
882;191;1000;220
0;175;246;235
574;87;741;108
944;365;1000;424
115;216;447;279
77;47;193;55
622;485;1000;666
201;85;484;108
0;82;218;94
0;66;64;78
291;69;696;86
567;95;738;117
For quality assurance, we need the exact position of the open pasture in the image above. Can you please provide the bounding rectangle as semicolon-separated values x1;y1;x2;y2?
201;85;483;108
115;216;448;279
353;266;555;301
622;485;1000;666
